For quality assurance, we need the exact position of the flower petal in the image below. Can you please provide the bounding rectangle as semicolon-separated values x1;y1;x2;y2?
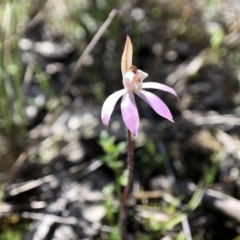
101;89;126;127
121;92;139;137
121;36;133;76
142;82;178;99
139;90;173;122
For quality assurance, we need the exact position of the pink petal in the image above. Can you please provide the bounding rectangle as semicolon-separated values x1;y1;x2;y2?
121;92;139;137
142;82;178;99
101;89;126;127
139;90;173;122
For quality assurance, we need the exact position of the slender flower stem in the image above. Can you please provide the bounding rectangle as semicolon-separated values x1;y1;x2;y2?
120;129;134;240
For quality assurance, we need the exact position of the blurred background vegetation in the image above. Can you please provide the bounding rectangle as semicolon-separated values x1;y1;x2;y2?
1;0;240;239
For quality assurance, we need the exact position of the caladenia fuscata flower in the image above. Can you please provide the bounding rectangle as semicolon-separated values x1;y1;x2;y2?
101;36;178;137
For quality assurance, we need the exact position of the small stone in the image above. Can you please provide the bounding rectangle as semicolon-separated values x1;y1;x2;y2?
82;204;106;222
68;115;82;130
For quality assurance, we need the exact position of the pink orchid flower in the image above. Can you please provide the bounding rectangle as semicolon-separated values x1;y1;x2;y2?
101;36;178;137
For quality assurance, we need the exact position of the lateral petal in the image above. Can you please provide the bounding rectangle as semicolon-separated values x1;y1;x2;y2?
139;90;173;122
142;82;178;99
121;92;139;137
101;89;126;127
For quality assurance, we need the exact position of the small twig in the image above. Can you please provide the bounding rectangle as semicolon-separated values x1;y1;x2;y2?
0;201;46;215
3;151;28;189
5;159;103;197
7;175;55;196
22;44;36;89
165;50;207;87
21;211;78;225
133;190;164;199
182;111;240;126
59;8;118;97
29;9;118;140
120;129;134;240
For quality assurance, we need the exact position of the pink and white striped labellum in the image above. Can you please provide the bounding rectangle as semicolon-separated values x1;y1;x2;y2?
101;36;178;137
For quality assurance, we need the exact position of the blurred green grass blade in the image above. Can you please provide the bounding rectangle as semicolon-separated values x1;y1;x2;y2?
160;183;205;231
160;211;188;231
0;0;26;151
159;161;217;231
0;2;13;137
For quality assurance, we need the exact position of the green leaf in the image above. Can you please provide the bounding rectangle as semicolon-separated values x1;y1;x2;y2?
102;182;115;195
119;169;128;186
